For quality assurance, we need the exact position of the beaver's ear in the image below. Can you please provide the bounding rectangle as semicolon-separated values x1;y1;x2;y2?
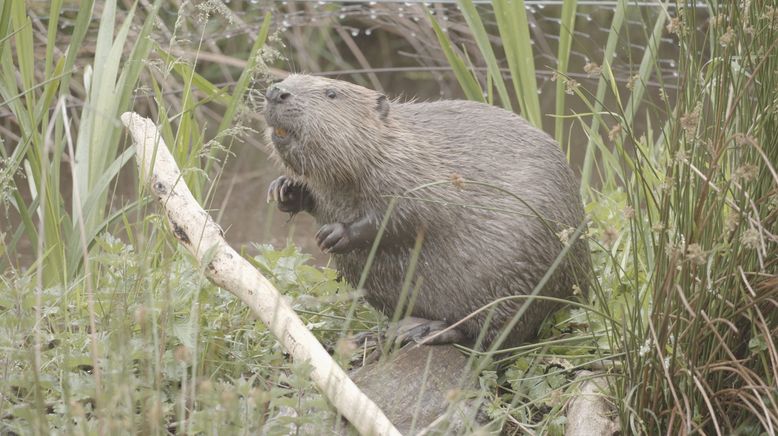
376;95;390;120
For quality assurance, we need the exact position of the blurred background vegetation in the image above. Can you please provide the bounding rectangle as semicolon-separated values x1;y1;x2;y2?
1;0;776;434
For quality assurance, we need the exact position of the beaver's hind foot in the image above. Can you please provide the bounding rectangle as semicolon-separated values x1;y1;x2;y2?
350;317;466;351
393;317;466;345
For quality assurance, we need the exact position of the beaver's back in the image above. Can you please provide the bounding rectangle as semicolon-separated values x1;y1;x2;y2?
334;100;590;348
395;100;581;220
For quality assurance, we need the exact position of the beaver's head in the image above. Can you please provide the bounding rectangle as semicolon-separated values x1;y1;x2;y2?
263;74;391;182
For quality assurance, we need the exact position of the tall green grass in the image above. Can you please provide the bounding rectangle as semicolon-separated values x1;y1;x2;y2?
1;0;154;285
0;2;341;433
430;0;777;433
431;0;576;140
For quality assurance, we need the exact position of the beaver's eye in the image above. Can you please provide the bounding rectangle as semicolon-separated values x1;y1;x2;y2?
325;89;337;99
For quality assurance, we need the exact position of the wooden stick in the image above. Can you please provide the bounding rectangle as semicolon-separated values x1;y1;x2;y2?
565;371;619;436
121;112;401;436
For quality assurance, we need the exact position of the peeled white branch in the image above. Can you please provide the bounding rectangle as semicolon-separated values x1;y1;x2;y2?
121;112;401;436
565;371;619;436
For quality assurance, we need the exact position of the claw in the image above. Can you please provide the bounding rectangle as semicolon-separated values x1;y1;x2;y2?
267;176;290;204
268;175;313;215
266;180;275;204
280;178;294;203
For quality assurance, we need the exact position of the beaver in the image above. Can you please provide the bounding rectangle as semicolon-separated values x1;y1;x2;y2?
263;74;590;350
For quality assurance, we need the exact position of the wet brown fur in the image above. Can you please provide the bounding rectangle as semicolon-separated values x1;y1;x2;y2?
264;74;590;349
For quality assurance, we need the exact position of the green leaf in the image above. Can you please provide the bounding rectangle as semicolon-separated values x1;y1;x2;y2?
491;0;541;126
457;0;513;111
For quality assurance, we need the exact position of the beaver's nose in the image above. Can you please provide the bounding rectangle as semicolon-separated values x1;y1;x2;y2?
266;84;291;103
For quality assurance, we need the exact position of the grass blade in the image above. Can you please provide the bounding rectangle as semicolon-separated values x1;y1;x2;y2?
457;0;513;111
502;0;542;127
554;0;577;142
580;0;627;192
427;9;484;102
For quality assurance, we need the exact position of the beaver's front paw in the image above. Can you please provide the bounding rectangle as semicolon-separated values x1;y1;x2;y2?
267;176;312;214
315;223;354;254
